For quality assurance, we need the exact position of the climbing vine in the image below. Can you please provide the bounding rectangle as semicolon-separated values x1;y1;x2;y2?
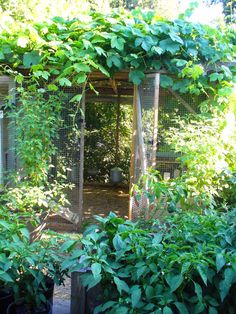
0;9;235;101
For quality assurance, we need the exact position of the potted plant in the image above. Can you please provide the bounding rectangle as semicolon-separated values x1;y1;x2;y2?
0;213;71;314
0;251;14;314
4;234;71;314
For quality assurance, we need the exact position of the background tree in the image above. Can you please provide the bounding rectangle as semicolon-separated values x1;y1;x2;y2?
207;0;236;23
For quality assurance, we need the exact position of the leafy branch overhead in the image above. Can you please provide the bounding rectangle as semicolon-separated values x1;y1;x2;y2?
0;10;235;97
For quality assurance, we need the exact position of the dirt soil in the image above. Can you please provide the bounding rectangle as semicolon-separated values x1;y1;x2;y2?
70;184;130;221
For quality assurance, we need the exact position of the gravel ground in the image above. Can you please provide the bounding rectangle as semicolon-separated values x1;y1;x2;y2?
53;277;71;314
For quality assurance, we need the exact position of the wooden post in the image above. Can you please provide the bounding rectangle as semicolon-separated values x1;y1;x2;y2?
115;95;120;166
78;88;86;227
129;85;138;220
136;90;147;174
152;73;160;167
71;271;86;314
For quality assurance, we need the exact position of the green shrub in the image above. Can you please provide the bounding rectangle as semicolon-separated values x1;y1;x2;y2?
67;211;236;313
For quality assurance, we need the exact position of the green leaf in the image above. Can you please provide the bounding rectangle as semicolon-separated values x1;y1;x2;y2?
219;268;235;301
221;65;232;78
181;262;191;275
19;228;30;239
159;38;181;54
163;306;173;314
152;233;162;245
169;32;184;44
107;55;122;68
59;239;77;252
174;302;189;314
91;263;102;279
209;73;224;82
69;94;82;103
76;73;87;84
172;59;187;67
0;51;4;60
196;265;207;285
113;234;125;251
194;281;202;301
129;70;145;85
216;253;226;273
97;64;110;77
131;285;141;308
166;274;183;292
194;302;205;314
47;84;58;91
209;307;218;314
160;75;173;88
0;271;13;283
111;36;125;51
74;63;91;73
114;307;129;314
114;277;129;294
23;51;41;68
0;220;10;230
59;77;72;87
94;46;106;56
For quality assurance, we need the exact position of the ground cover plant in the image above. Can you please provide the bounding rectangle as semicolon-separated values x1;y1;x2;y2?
64;211;236;313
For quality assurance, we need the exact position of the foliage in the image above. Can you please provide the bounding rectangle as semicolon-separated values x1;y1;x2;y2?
0;206;73;308
84;103;132;182
65;211;236;313
134;92;236;214
0;10;235;100
9;89;63;184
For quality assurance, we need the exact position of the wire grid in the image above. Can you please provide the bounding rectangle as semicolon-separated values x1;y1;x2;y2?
156;88;202;179
131;79;203;219
51;89;82;221
0;79;17;183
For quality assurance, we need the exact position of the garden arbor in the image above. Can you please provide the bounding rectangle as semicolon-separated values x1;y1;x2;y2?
0;10;235;228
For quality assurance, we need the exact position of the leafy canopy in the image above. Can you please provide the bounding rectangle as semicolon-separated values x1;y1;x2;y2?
0;9;235;98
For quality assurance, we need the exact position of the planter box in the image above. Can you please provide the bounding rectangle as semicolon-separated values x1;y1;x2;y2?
71;271;102;314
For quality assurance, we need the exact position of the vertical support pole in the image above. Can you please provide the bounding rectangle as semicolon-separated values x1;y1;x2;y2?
129;85;138;220
115;95;120;166
78;88;86;227
136;90;147;174
8;78;17;172
0;109;3;186
152;73;160;167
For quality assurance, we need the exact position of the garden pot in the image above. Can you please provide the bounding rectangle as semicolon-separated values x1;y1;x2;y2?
110;167;123;184
0;289;14;314
71;270;102;314
44;277;54;306
7;301;52;314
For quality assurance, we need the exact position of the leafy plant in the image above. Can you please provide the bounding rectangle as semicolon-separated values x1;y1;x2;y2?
66;211;236;313
0;213;73;310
